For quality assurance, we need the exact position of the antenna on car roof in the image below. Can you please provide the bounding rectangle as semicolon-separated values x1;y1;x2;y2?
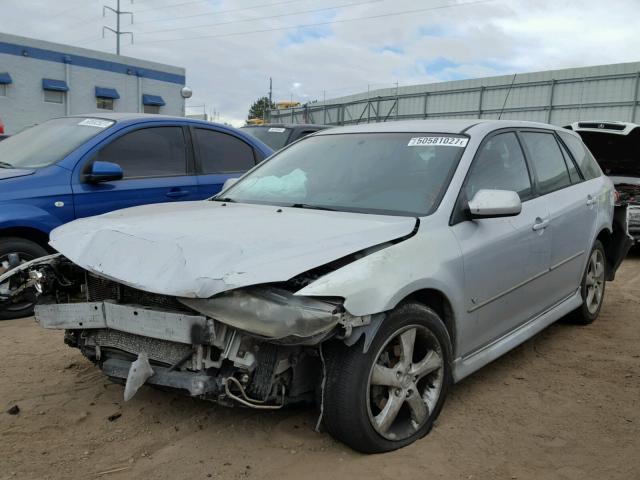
498;73;517;120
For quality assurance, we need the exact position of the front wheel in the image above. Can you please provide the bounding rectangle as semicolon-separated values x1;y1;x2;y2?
0;237;49;320
569;240;606;325
322;302;452;453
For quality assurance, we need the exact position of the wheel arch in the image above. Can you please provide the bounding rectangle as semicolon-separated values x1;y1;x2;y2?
401;288;457;356
0;227;53;253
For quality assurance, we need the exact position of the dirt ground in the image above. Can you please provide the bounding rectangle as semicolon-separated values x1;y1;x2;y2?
1;255;638;480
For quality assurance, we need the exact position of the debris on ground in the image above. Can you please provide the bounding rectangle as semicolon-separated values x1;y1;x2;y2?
107;412;122;422
7;405;20;415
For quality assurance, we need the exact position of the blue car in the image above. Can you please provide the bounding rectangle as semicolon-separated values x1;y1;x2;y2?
0;113;272;319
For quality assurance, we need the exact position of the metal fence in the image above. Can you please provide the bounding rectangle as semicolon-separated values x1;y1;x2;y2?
266;62;640;127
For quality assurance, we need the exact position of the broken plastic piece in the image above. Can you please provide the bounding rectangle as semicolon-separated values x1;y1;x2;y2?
123;351;155;401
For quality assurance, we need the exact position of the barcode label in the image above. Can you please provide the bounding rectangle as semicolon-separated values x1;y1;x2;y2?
408;136;468;147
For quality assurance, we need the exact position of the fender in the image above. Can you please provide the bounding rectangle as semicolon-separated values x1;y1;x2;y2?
0;202;66;237
296;227;465;322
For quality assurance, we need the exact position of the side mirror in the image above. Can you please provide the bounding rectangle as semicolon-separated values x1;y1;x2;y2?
468;189;521;218
221;177;239;192
85;161;123;183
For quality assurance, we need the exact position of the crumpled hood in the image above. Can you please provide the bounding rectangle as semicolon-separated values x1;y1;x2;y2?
50;201;416;298
0;168;35;180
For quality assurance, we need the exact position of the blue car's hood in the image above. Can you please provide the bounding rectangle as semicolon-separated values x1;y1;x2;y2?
0;168;35;180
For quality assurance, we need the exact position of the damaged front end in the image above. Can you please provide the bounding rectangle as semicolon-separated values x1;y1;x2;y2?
0;255;369;408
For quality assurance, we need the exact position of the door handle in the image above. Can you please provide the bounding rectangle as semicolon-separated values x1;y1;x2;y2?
532;218;549;231
586;195;596;207
165;189;189;199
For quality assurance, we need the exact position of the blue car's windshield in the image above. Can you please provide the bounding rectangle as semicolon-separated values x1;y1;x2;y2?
0;117;115;169
219;132;468;217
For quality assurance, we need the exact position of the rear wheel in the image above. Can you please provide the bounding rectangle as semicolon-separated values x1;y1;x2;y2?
322;302;452;453
0;237;48;320
569;240;606;325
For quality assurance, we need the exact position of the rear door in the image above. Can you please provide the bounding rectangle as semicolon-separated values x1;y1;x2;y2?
191;127;258;198
452;130;552;354
519;130;597;305
72;125;199;218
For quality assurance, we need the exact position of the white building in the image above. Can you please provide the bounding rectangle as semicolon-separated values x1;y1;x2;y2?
0;32;186;134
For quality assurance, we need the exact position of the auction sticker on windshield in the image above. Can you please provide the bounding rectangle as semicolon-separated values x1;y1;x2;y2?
78;119;113;128
408;136;468;147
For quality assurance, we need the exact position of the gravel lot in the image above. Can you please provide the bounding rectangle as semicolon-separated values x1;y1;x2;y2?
1;254;638;480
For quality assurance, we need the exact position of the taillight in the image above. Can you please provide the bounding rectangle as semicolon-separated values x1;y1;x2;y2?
0;119;4;134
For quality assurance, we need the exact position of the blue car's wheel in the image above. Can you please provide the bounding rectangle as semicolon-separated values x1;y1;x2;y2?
0;237;48;320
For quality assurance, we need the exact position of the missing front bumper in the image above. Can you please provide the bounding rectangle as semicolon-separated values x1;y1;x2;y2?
35;301;211;345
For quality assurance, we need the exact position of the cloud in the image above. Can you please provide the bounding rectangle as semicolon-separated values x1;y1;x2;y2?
1;0;640;126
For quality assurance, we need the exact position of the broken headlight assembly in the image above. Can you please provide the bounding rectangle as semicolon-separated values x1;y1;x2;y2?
178;286;348;342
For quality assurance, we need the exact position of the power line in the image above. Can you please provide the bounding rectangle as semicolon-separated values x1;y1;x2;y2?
133;0;265;14
136;0;495;44
66;14;105;31
138;0;383;35
134;0;312;25
48;0;99;20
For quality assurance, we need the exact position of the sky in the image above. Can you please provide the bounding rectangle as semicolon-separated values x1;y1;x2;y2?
1;0;639;126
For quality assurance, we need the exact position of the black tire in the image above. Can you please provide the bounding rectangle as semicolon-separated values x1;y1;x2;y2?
322;302;452;453
0;237;49;320
569;240;606;325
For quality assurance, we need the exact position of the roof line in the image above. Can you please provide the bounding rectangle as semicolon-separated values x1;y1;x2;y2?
0;40;185;85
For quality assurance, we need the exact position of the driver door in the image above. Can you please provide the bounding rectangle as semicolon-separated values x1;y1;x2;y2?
72;125;199;218
451;131;551;355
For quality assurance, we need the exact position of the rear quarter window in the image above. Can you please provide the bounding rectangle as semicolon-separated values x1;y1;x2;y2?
558;131;602;180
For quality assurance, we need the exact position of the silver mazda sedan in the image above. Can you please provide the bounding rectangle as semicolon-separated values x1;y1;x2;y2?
0;120;632;453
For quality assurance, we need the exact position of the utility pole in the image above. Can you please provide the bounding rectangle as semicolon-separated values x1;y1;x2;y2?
269;77;273;106
103;0;133;55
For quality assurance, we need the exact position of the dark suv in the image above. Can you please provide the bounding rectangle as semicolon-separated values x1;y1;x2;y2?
240;123;329;151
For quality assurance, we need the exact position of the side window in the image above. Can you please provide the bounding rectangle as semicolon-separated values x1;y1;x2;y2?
194;129;255;173
520;132;572;195
96;127;187;179
558;131;602;180
557;137;582;184
465;132;533;201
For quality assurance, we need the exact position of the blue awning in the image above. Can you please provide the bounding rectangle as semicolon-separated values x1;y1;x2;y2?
95;86;120;99
142;94;165;106
0;73;12;85
42;78;69;92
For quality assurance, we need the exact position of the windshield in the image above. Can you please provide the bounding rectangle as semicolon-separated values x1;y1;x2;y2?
241;126;292;150
220;133;467;216
0;117;115;169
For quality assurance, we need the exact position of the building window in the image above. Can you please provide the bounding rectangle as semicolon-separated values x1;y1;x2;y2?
142;94;165;114
94;87;119;111
0;72;12;96
44;90;65;104
97;97;114;110
42;78;68;104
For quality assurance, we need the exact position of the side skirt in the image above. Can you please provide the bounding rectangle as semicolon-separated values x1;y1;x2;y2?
452;289;582;382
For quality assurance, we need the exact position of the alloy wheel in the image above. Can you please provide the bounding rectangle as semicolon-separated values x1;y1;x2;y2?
367;325;444;441
0;252;35;312
585;249;605;315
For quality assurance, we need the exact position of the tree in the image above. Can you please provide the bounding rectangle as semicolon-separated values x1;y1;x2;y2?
248;96;275;121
